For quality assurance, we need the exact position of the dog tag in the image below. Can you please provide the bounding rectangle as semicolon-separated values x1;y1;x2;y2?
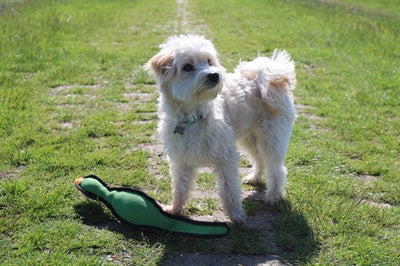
173;125;185;135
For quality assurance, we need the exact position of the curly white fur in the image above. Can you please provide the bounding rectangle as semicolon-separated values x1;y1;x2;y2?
146;34;296;223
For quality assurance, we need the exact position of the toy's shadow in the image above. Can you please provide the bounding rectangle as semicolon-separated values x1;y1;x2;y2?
74;200;119;227
74;193;318;264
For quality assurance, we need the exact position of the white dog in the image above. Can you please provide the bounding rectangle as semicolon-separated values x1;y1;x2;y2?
145;34;296;223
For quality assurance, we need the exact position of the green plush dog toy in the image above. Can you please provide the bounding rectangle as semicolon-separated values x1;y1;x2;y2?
75;175;229;238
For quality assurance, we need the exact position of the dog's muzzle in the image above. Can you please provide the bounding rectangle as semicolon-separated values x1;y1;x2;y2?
206;73;220;88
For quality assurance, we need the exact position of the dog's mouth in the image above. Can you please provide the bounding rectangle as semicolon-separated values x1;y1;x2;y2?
195;73;221;102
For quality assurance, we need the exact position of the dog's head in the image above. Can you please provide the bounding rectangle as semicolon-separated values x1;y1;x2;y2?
146;34;225;104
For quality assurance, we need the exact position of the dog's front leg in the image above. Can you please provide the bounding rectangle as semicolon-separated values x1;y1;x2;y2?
168;162;197;215
213;152;245;223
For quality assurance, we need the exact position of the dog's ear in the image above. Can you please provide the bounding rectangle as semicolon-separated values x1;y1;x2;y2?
145;49;175;80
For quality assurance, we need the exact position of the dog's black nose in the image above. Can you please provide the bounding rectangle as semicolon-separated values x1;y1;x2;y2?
207;73;219;84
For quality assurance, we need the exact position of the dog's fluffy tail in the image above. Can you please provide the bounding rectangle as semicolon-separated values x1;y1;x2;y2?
235;50;296;116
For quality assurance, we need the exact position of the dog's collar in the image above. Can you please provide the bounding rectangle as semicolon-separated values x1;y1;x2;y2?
180;114;204;125
173;114;204;135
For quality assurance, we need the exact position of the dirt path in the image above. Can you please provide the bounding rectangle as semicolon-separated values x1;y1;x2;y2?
159;1;289;265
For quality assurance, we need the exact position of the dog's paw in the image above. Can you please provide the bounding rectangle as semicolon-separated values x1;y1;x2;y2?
162;205;182;215
243;174;263;186
227;206;246;224
265;189;283;205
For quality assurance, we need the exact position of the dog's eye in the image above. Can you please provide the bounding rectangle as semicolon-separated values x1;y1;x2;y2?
207;59;212;66
182;64;194;72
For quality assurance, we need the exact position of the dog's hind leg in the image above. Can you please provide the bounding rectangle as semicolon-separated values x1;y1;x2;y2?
264;157;288;205
256;118;292;205
238;132;265;186
169;162;197;214
213;149;245;223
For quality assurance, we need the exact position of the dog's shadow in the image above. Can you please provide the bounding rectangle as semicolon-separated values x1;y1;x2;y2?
74;193;318;264
238;190;318;262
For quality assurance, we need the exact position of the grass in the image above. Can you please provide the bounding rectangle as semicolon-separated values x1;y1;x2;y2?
1;0;399;264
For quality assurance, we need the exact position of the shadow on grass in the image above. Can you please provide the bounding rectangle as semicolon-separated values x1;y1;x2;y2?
268;198;319;263
74;195;318;264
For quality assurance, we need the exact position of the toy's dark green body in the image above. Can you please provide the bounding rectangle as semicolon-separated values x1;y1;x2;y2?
75;175;229;238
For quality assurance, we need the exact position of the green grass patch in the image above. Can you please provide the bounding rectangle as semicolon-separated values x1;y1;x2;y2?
186;198;219;216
